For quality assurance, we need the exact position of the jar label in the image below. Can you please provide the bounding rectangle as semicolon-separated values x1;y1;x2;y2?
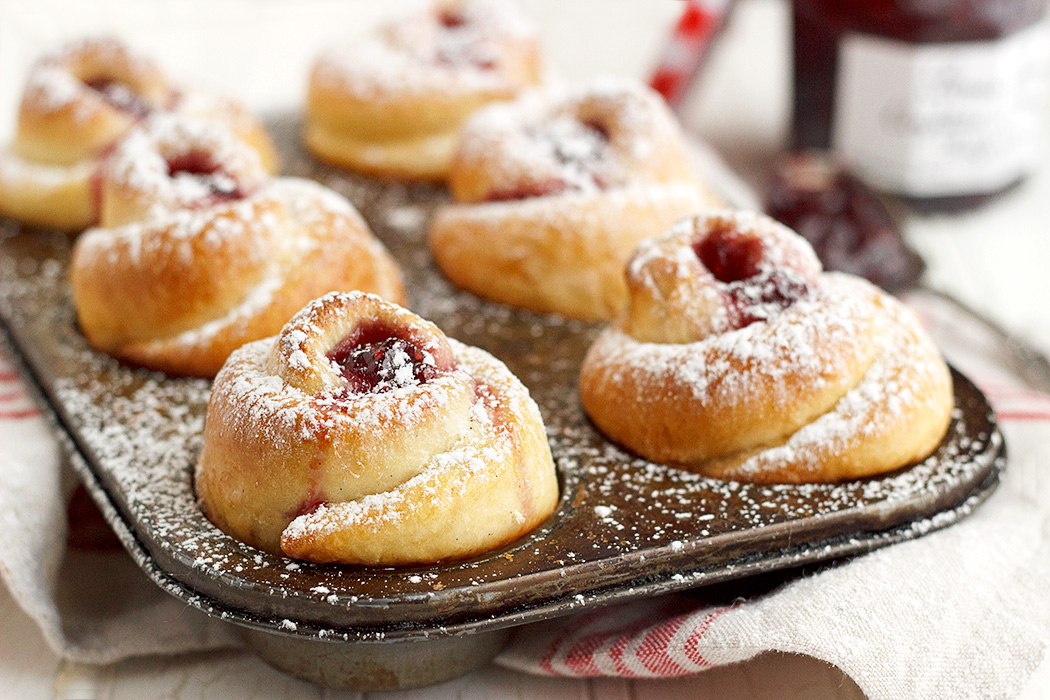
833;24;1048;197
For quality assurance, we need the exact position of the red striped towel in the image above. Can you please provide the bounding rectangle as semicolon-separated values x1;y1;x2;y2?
0;363;39;421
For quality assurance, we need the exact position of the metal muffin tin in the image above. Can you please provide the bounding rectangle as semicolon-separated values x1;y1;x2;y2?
0;117;1004;690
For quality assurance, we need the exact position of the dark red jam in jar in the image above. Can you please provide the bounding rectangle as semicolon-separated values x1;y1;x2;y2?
791;0;1048;211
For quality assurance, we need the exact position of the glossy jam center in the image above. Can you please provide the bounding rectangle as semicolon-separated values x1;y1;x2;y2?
723;269;811;327
693;223;765;283
166;151;244;202
694;224;810;327
84;77;152;119
438;9;467;27
327;324;440;395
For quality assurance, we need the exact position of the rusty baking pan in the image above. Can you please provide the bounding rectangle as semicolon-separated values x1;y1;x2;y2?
0;117;1004;690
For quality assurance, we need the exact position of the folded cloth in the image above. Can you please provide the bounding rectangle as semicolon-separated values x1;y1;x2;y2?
0;362;237;663
0;289;1047;698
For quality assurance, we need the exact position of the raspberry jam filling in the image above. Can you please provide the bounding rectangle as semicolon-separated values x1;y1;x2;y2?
694;223;811;328
84;77;152;120
485;178;569;202
327;323;449;395
432;8;498;69
694;223;765;282
166;151;246;204
289;488;327;520
437;8;467;28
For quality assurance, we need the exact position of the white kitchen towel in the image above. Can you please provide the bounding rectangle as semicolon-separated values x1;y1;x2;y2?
0;289;1047;699
0;363;238;663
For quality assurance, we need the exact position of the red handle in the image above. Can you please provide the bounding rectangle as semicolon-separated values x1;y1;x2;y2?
648;0;734;111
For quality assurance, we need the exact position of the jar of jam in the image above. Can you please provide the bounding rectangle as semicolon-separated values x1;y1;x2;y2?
791;0;1048;211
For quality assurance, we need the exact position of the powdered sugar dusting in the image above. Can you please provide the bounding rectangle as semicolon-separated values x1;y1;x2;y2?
455;79;683;197
215;335;471;444
442;180;711;228
23;66;85;114
21;37;158;119
73;175;374;354
728;298;949;479
0;118;1001;642
284;439;503;537
313;0;537;100
0;151;96;187
595;278;871;407
104;114;265;215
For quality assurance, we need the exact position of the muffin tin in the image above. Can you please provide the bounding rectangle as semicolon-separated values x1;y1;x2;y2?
0;116;1004;690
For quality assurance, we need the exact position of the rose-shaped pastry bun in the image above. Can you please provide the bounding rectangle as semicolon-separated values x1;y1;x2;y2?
0;36;277;230
70;115;404;377
580;210;954;483
305;0;543;181
195;291;559;565
429;78;721;321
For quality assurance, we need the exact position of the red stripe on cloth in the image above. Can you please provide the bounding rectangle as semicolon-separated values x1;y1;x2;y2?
562;615;655;676
0;370;19;382
960;371;1050;419
637;615;690;675
997;411;1050;422
682;606;732;667
978;379;1050;398
977;383;1050;419
990;398;1050;414
562;633;614;675
609;624;641;677
538;608;611;675
0;390;27;402
0;408;40;420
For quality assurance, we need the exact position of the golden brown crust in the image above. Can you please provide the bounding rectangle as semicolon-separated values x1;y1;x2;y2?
13;38;170;166
195;291;559;565
698;300;954;483
304;0;543;181
580;276;885;465
70;116;404;378
430;79;721;321
431;183;715;320
0;36;277;230
175;91;280;175
579;211;954;483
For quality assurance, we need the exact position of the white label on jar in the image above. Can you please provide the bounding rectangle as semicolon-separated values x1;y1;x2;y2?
833;23;1048;197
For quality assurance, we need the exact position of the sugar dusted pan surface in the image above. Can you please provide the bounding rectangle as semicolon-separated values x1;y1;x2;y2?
0;116;1003;642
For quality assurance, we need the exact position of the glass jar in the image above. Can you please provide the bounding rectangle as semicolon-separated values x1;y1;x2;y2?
791;0;1048;211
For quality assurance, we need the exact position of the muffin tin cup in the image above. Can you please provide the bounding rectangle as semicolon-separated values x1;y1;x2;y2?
0;117;1005;690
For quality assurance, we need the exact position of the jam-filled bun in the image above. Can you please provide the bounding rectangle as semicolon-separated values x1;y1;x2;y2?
305;0;543;181
195;291;559;565
70;115;404;377
580;210;954;483
430;78;721;321
0;36;277;230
